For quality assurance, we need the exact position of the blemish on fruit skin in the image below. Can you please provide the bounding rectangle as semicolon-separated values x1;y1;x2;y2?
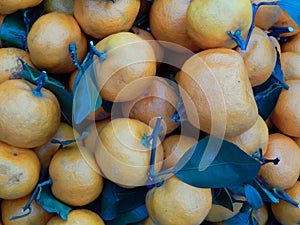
13;152;17;156
114;168;119;175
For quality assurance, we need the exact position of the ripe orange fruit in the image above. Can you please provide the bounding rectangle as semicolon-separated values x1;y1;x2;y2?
95;118;164;188
271;80;300;137
186;0;252;49
226;115;269;156
253;203;269;225
236;27;277;87
121;76;179;135
0;141;40;200
146;176;212;225
205;195;245;222
251;0;282;30
49;145;103;206
149;0;200;52
84;118;110;153
27;12;87;74
47;209;105;225
281;32;300;54
34;122;80;169
95;32;156;102
294;137;300;147
74;0;140;39
258;133;300;190
0;79;61;148
271;181;300;225
0;0;43;14
131;26;164;64
162;134;197;170
176;48;258;138
1;194;54;225
281;52;300;81
274;10;300;37
0;47;35;84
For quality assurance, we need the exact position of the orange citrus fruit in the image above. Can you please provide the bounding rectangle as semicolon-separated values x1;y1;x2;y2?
271;80;300;137
149;0;200;52
95;118;164;188
162;134;197;170
33;122;81;169
1;193;54;225
0;47;35;84
49;145;104;206
27;12;87;74
95;32;156;102
0;141;40;200
141;217;156;225
186;0;252;49
251;0;282;30
44;0;74;15
281;32;300;54
271;181;300;225
281;52;300;81
121;76;179;135
274;10;300;37
47;209;105;225
0;0;43;14
0;79;61;148
236;27;277;87
226;115;269;156
74;0;140;39
146;176;212;225
84;118;111;153
258;133;300;190
176;48;258;138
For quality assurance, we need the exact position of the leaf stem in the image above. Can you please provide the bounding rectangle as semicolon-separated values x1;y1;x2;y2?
10;179;52;221
227;2;278;51
253;148;280;165
32;71;47;97
51;130;90;149
272;188;300;208
69;43;83;72
89;41;106;62
146;116;163;188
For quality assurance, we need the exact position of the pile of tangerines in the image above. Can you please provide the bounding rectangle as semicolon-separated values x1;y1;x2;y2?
0;0;300;224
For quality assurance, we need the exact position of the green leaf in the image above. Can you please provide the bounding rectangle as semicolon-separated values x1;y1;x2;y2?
17;60;73;126
253;49;289;120
105;204;148;225
247;179;279;204
0;11;27;49
244;184;263;210
213;188;234;211
36;185;71;220
99;180;148;221
173;136;261;188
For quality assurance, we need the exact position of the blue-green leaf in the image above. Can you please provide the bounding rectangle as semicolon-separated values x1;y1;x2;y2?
253;49;289;120
244;184;263;210
36;185;71;220
247;179;280;204
173;136;261;188
105;204;148;225
99;180;148;221
213;188;234;211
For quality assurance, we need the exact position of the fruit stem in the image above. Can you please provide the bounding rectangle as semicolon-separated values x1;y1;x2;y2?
146;116;163;188
51;130;90;150
32;71;47;97
272;188;300;208
89;41;106;62
268;26;294;37
10;179;52;221
227;2;278;51
253;148;280;165
69;43;83;72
